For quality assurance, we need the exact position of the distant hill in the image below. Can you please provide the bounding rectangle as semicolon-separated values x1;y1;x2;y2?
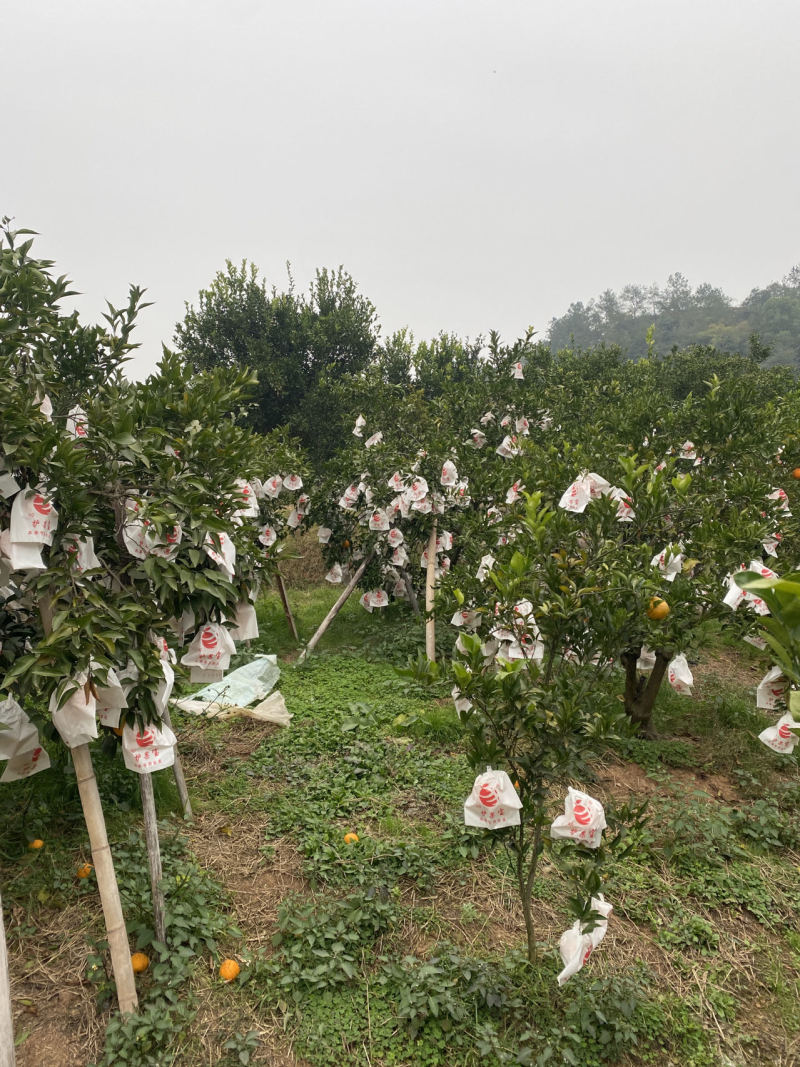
547;268;800;368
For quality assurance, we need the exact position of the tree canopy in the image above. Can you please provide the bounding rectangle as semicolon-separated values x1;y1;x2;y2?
548;268;800;369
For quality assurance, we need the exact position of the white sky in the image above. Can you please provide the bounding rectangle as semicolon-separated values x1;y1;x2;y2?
6;0;799;377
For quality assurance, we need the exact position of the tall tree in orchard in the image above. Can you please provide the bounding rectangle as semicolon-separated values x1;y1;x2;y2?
174;260;380;464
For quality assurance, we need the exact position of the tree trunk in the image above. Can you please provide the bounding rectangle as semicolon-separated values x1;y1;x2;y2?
72;744;138;1013
621;647;671;738
139;772;166;945
425;522;437;663
0;888;15;1067
398;567;420;617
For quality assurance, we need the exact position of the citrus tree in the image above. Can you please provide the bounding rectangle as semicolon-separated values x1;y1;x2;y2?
0;220;301;1013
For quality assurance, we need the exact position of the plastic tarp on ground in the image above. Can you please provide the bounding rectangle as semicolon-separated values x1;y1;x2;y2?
185;654;280;708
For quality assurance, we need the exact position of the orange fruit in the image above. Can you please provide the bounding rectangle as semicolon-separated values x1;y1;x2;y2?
343;832;359;844
646;597;670;621
793;468;800;479
219;958;240;982
28;839;44;850
343;539;351;549
131;952;150;973
77;862;93;879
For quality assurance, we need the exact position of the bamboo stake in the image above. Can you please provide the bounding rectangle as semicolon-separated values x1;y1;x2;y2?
0;888;15;1067
159;707;192;819
297;550;375;664
425;522;437;662
72;744;138;1014
138;772;166;945
275;571;299;642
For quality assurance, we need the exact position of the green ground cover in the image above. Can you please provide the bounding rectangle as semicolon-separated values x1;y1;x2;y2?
2;583;799;1066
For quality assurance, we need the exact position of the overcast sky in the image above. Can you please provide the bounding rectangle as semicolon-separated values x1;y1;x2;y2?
6;0;799;378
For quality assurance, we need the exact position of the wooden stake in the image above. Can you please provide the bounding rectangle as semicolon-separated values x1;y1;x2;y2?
138;772;166;945
298;550;375;663
159;707;192;819
0;888;15;1067
72;744;138;1014
275;571;299;642
425;522;437;662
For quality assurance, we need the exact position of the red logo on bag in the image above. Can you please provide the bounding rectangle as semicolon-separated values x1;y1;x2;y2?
573;799;592;826
166;527;179;543
33;495;51;515
583;945;593;964
136;730;155;747
778;722;792;739
31;747;42;763
479;782;499;807
201;627;217;649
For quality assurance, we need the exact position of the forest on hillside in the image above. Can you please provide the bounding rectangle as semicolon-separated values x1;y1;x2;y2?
548;268;800;368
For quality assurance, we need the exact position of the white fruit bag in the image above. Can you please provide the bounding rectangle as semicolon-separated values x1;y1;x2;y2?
440;460;458;486
667;653;693;695
229;601;259;642
153;659;175;716
1;744;51;782
0;696;36;759
368;509;390;531
651;545;684;582
550;787;607;848
263;475;283;499
636;646;656;672
181;623;236;674
557;896;613;985
325;563;343;584
203;531;236;579
122;721;177;774
758;711;799;754
66;406;88;439
756;666;788;711
464;767;522;829
10;487;58;545
95;667;128;727
49;679;98;748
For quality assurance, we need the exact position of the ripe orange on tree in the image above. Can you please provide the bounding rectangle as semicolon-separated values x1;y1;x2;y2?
28;839;44;850
793;468;800;479
219;958;240;982
76;862;93;879
131;952;150;973
646;597;670;621
343;832;359;844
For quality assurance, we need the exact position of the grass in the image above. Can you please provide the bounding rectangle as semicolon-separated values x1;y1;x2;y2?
2;581;800;1066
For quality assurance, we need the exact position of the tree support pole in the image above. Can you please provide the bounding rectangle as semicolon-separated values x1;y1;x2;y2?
159;707;192;819
72;744;138;1014
138;772;167;945
275;570;299;642
298;551;375;664
425;522;438;663
0;888;15;1067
